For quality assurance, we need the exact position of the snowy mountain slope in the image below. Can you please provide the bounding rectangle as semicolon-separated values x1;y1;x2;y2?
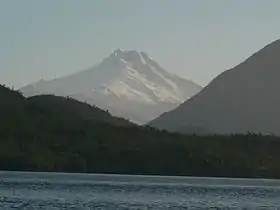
20;49;202;124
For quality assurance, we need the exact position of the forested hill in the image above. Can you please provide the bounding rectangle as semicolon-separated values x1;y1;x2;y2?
1;84;280;178
26;95;133;127
0;84;132;126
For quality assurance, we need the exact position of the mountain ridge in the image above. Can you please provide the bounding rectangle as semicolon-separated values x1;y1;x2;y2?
149;39;280;135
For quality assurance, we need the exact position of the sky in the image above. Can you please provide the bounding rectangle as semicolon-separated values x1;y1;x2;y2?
1;0;280;88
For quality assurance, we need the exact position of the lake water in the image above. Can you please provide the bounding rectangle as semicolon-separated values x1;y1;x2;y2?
1;172;280;209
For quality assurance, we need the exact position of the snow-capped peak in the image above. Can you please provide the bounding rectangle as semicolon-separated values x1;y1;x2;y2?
98;49;201;104
109;49;152;66
20;49;202;124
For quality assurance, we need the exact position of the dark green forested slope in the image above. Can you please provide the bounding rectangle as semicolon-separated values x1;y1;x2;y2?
1;84;280;178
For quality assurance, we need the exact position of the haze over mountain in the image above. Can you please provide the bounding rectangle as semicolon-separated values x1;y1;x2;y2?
149;39;280;135
20;49;202;124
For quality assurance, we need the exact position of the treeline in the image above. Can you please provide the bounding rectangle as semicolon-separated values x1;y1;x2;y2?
1;84;280;178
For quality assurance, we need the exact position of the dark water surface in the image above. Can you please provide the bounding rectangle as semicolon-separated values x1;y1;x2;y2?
1;171;280;209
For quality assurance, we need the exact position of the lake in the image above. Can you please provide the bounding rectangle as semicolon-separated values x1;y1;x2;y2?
0;171;280;209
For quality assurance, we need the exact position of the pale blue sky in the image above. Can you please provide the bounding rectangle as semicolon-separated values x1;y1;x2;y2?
1;0;280;88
